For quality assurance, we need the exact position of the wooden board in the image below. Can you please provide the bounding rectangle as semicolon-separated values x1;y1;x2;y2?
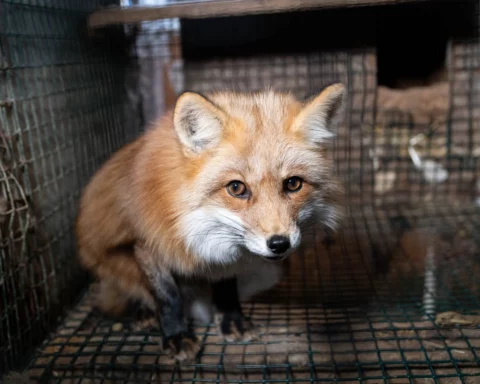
88;0;432;29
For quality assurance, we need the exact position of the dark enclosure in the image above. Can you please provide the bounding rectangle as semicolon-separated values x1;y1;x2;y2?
1;0;480;382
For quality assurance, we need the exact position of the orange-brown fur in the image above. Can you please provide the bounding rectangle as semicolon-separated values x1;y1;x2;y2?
76;85;345;316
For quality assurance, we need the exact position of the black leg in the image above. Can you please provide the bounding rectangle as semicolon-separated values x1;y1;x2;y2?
212;277;242;313
155;277;188;337
154;279;199;361
135;246;200;361
212;277;257;341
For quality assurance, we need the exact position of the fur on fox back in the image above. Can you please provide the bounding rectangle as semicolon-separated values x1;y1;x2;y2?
76;85;345;315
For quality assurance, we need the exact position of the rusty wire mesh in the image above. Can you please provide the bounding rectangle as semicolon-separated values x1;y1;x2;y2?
0;0;138;374
1;0;480;382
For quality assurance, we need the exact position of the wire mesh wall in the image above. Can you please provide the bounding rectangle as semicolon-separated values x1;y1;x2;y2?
132;1;480;207
0;0;136;374
1;0;480;382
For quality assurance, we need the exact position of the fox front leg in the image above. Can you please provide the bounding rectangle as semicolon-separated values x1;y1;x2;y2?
212;277;257;341
135;246;200;361
154;273;200;361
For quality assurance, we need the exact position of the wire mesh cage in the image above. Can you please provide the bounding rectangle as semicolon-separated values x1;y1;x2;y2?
0;0;137;374
1;0;480;383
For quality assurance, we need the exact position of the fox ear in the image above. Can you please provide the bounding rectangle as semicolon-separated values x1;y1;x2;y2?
173;92;227;154
292;83;346;145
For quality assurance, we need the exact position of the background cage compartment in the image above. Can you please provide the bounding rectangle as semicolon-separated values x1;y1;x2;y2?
1;0;480;382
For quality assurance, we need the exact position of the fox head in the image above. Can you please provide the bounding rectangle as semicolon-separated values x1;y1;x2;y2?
173;84;345;264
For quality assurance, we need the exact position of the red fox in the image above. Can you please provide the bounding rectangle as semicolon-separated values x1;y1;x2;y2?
76;84;345;361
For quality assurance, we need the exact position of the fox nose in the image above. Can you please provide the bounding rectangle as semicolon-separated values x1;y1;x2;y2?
267;235;291;254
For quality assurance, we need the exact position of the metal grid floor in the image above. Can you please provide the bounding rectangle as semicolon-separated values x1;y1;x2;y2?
23;203;480;383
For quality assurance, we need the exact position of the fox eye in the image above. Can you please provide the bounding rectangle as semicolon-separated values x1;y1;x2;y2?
227;180;248;198
284;176;303;193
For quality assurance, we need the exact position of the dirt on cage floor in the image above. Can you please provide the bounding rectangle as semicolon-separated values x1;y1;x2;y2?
13;203;480;383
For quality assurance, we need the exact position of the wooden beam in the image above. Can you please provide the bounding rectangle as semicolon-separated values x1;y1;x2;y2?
88;0;432;29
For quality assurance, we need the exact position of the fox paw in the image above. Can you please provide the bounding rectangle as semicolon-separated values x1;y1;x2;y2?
163;332;201;362
215;312;258;342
